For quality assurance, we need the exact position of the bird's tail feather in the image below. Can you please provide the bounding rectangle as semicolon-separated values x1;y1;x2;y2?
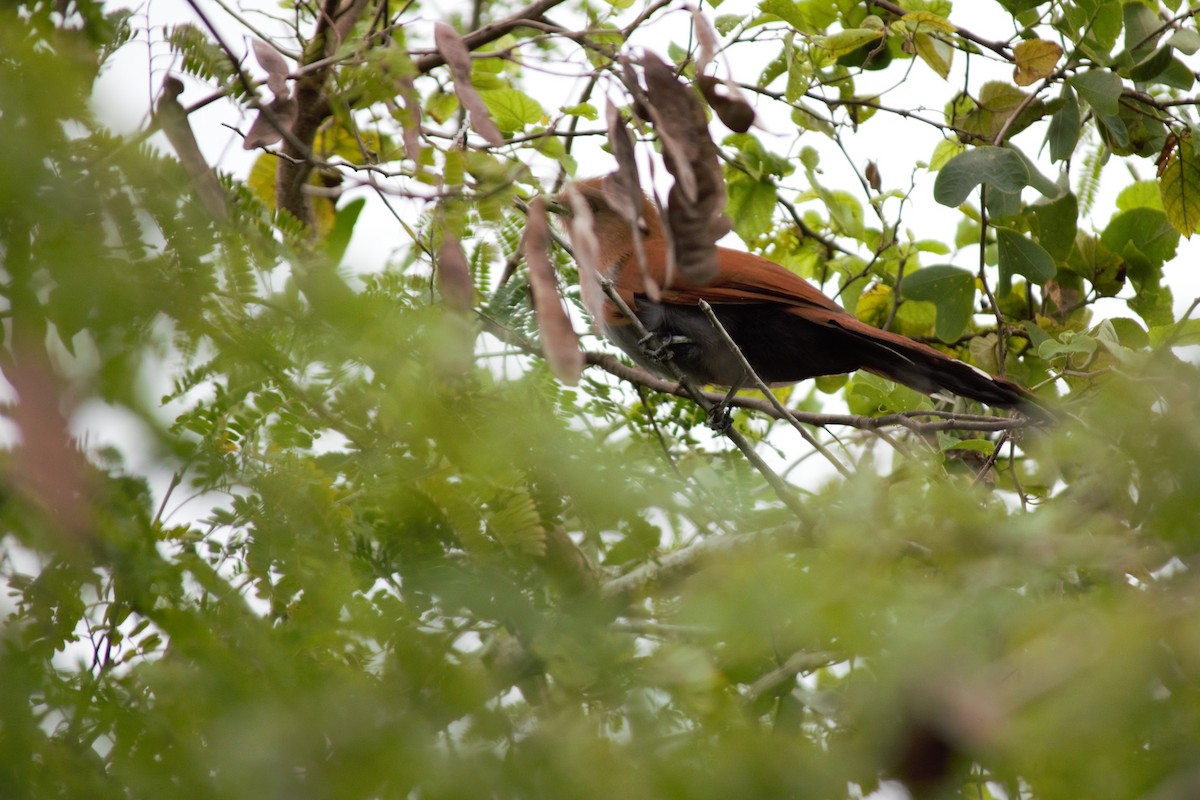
838;320;1053;421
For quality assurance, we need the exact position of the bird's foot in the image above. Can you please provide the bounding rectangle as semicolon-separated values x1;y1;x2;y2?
638;333;692;363
706;404;734;432
705;380;745;433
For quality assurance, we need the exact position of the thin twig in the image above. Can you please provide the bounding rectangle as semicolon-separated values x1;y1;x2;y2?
414;0;573;73
583;352;1032;433
970;430;1010;487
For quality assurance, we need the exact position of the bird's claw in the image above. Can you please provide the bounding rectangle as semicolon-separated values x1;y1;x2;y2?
638;333;691;363
706;404;734;432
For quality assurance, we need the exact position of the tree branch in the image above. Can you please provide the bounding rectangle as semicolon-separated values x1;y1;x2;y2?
413;0;574;73
583;352;1033;434
867;0;1014;62
601;526;807;601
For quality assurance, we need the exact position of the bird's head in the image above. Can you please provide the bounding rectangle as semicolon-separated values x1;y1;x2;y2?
554;175;662;270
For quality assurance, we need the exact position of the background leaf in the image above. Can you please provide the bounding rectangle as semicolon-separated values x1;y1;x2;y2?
934;146;1030;206
900;265;977;342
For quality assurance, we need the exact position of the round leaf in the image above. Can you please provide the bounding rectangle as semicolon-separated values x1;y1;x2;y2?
900;265;977;342
1013;39;1062;86
996;229;1056;294
1158;149;1200;237
933;147;1030;207
1067;70;1122;116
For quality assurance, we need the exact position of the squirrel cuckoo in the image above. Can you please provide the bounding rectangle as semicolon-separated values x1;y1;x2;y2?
564;177;1049;419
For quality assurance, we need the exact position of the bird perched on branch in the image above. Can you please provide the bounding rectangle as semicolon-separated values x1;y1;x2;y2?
561;175;1051;421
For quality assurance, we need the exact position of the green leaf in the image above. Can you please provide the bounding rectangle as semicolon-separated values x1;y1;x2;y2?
1167;28;1200;55
955;81;1045;140
560;103;597;120
1100;208;1180;270
943;438;998;454
1158;56;1195;90
1128;46;1173;81
996;229;1056;295
1158;149;1200;237
899;10;955;34
1038;331;1097;361
1129;282;1176;327
818;28;882;57
1067;70;1122;116
1029;192;1078;261
933;147;1029;207
486;489;546;557
1097;112;1130;150
782;37;810;101
791;101;834;136
1124;0;1162;54
826;190;864;239
1046;86;1081;162
725;133;794;178
900;265;977;342
715;14;743;34
1058;0;1123;58
759;0;837;34
325;197;365;267
929;137;964;171
425;89;459;123
914;32;952;79
1116;180;1163;212
480;88;544;132
725;170;778;242
1149;318;1200;347
997;0;1041;11
986;186;1023;219
1066;233;1125;296
1107;317;1150;350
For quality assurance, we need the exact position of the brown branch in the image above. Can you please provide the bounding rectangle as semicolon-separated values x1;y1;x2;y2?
867;0;1014;62
277;0;372;223
413;0;574;73
583;352;1031;434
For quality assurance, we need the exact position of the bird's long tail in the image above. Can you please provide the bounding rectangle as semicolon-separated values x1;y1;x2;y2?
836;318;1054;422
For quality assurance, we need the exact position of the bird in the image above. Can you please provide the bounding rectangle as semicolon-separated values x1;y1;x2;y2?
561;176;1051;421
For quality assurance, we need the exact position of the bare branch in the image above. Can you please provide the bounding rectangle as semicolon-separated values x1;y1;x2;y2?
414;0;573;73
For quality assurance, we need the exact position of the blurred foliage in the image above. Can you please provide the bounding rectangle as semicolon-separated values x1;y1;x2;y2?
3;1;1200;799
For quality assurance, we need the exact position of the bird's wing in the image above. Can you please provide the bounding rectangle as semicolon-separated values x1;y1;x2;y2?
607;240;847;323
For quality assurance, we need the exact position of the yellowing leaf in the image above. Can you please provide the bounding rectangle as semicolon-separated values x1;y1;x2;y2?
1159;149;1200;237
915;32;952;79
247;153;334;234
855;283;892;328
929;137;965;171
902;10;955;34
759;0;838;34
1013;39;1063;86
818;28;883;57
